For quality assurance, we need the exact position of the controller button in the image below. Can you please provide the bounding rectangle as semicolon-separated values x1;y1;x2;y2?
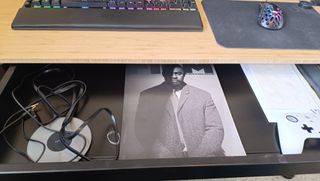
286;115;298;123
302;124;313;133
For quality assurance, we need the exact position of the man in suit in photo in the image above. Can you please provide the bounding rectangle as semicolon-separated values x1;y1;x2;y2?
135;64;225;158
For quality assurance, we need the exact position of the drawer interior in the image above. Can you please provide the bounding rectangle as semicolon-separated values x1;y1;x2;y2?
2;64;315;180
0;64;125;163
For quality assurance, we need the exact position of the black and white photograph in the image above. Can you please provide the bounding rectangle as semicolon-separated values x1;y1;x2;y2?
120;64;245;159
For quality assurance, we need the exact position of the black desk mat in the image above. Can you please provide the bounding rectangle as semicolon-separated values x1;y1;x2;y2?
202;0;320;49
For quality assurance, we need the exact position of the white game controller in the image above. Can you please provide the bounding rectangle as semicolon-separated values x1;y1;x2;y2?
277;112;320;154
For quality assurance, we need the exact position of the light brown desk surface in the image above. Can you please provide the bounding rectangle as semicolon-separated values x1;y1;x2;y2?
0;0;319;64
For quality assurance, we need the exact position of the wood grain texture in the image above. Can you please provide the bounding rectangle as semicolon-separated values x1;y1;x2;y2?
0;0;319;63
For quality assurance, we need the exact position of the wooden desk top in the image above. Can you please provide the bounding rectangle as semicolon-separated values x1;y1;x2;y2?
0;0;319;64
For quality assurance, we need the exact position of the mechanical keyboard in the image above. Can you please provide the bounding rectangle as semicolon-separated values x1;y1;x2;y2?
11;0;203;31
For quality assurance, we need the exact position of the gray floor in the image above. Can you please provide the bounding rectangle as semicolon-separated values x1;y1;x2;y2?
177;173;320;181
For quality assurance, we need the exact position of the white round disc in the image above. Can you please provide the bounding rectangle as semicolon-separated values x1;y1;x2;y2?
27;117;92;162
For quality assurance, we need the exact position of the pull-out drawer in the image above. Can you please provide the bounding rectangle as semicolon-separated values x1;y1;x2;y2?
0;64;318;180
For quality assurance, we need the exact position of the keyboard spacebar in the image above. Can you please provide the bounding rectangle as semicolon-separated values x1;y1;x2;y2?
11;8;203;31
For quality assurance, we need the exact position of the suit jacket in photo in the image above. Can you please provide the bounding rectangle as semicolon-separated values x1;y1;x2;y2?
135;82;225;158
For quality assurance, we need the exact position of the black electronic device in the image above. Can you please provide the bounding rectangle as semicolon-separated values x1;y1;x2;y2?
297;64;320;98
312;0;320;5
11;0;203;31
298;0;313;8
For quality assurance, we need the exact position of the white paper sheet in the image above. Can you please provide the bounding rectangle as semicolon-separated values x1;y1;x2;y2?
241;64;320;123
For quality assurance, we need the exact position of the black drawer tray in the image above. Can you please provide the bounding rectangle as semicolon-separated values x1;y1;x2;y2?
0;64;319;180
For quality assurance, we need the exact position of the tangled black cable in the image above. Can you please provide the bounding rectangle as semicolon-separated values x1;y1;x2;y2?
0;65;120;162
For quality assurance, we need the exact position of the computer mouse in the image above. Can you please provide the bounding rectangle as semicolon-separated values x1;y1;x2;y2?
258;2;284;30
